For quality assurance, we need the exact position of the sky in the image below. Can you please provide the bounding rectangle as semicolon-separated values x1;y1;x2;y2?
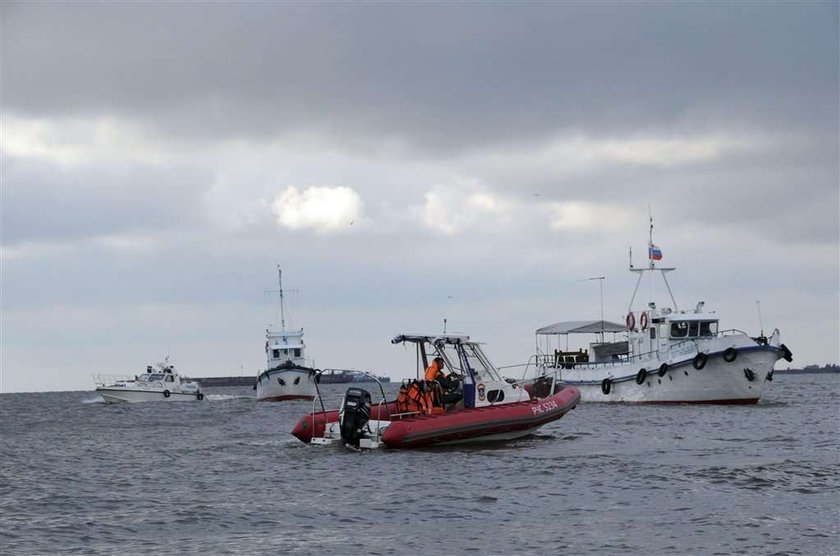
1;1;838;393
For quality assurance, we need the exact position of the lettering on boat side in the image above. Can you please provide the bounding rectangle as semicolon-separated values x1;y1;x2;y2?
531;399;558;415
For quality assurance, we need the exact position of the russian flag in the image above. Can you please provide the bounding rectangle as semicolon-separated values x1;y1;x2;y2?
649;244;663;260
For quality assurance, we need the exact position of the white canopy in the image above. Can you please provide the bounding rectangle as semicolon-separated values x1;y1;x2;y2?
536;320;626;335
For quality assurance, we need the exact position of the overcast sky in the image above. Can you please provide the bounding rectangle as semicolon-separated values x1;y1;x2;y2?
2;2;838;393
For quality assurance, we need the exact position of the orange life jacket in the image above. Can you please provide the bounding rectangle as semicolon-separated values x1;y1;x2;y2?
396;379;443;415
424;360;445;382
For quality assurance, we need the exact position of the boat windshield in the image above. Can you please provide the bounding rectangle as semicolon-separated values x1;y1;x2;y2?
699;321;718;337
442;343;501;382
147;373;165;381
670;320;718;339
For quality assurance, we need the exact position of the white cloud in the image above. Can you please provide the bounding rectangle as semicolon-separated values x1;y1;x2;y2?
545;201;634;232
596;136;726;167
2;115;168;166
272;185;363;233
420;182;512;235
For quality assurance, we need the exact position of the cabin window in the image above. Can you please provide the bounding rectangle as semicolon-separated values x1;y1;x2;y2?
699;321;718;337
670;322;688;338
650;327;656;340
272;349;280;358
487;389;505;403
165;375;174;382
689;321;699;337
294;348;301;357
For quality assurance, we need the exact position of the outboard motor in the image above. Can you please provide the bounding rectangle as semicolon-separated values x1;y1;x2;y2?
339;387;372;447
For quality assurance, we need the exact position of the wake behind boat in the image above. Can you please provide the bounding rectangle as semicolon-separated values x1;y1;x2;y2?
94;360;204;403
534;222;792;404
292;334;580;449
255;266;317;401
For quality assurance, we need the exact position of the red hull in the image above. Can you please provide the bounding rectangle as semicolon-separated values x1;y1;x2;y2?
291;388;580;448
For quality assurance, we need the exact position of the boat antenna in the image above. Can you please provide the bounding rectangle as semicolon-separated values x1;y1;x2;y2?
443;295;453;334
648;210;655;271
756;300;765;336
277;264;286;330
580;276;606;342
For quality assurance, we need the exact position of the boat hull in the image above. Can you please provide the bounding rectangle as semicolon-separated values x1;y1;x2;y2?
557;344;781;404
256;366;316;401
291;388;580;449
96;387;202;403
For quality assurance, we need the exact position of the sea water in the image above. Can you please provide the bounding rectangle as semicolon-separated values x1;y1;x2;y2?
1;374;838;555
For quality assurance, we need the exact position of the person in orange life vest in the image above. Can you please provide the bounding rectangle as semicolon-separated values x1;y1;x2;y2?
424;357;447;382
425;357;462;407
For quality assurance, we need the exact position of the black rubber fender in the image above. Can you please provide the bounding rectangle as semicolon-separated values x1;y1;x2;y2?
163;389;171;398
723;348;738;363
744;368;756;381
635;369;647;385
601;378;612;395
196;392;204;401
693;353;708;370
780;344;793;362
657;363;670;377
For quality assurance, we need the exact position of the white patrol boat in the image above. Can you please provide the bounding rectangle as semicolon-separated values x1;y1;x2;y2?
535;225;792;404
255;266;317;401
94;360;204;403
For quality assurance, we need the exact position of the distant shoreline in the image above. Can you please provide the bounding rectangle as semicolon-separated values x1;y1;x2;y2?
198;376;255;387
776;365;839;375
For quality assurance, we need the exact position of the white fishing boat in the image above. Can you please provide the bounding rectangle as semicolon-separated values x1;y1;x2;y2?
255;266;317;401
94;360;204;403
534;223;792;404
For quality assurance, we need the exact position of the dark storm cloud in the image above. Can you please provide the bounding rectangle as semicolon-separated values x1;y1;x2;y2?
4;2;837;153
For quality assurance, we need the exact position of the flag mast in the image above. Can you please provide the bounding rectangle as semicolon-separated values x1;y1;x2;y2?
629;213;679;313
277;264;286;330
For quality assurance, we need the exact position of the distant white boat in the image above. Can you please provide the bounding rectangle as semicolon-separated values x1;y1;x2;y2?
535;223;792;404
94;360;204;403
255;266;317;401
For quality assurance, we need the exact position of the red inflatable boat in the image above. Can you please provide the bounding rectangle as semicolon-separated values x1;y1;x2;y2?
291;334;580;449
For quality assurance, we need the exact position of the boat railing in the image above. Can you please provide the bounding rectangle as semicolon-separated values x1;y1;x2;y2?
535;343;694;370
92;373;137;387
718;328;749;337
497;354;541;385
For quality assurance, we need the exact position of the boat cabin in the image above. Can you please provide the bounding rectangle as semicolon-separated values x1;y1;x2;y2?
266;327;306;368
536;303;722;368
135;364;179;383
391;333;529;408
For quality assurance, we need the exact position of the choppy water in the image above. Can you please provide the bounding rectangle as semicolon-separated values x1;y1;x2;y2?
1;374;838;555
